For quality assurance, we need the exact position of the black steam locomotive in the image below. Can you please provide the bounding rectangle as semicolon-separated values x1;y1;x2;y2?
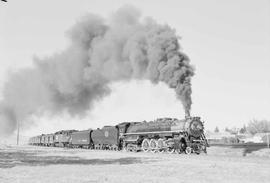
29;117;208;154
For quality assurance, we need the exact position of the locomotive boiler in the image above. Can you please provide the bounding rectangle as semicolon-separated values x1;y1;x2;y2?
119;117;208;154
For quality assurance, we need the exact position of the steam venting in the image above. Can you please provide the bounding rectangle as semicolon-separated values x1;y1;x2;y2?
0;6;194;136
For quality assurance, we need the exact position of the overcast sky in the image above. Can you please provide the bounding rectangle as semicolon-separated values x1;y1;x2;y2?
0;0;269;138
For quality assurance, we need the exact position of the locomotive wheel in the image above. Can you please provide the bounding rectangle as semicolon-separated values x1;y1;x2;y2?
157;138;165;152
127;144;131;152
157;138;164;147
141;139;150;152
112;145;118;151
165;138;175;154
175;148;181;154
185;147;192;154
176;142;186;154
149;139;158;153
123;145;128;152
126;144;134;152
166;147;175;154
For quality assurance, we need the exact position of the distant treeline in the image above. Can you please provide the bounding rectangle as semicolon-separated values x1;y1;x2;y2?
245;119;270;134
214;119;270;134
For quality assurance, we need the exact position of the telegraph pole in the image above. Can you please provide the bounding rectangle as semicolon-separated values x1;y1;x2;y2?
17;120;20;145
267;132;269;148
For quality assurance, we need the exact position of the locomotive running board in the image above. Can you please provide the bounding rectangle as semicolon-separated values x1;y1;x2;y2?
123;130;183;136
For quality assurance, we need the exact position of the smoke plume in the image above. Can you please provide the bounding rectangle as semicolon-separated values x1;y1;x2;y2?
0;5;194;136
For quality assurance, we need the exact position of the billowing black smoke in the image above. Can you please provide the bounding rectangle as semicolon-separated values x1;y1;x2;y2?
0;5;194;136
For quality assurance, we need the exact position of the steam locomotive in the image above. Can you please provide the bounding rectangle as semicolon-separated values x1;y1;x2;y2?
29;117;208;154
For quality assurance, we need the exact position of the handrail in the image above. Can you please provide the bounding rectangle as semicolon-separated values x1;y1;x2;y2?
123;130;183;136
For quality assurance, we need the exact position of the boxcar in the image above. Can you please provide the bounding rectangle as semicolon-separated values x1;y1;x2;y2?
40;134;46;146
28;137;34;145
54;130;77;147
44;134;49;146
71;130;92;148
48;134;54;146
44;134;54;146
35;135;41;145
91;126;118;150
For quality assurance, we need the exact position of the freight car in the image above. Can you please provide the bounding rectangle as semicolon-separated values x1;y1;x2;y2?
40;134;46;146
70;127;119;150
29;135;41;146
54;130;77;147
71;130;92;148
28;136;36;145
44;134;54;146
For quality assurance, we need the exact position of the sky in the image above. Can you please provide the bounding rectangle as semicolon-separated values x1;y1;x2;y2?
0;0;269;139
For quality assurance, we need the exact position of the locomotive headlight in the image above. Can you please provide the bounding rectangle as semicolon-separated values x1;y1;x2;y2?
189;120;204;137
191;121;203;130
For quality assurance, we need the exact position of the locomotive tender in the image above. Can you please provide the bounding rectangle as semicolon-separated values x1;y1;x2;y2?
29;117;208;154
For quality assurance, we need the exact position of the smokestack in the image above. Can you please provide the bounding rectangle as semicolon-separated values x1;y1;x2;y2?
0;5;195;136
185;110;190;118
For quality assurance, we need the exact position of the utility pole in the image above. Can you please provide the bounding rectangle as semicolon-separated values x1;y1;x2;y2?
17;120;20;145
267;132;269;148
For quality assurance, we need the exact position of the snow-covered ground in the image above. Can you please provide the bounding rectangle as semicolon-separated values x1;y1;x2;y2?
0;145;270;183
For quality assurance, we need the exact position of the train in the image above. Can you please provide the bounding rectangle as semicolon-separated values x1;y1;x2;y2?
29;116;209;154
